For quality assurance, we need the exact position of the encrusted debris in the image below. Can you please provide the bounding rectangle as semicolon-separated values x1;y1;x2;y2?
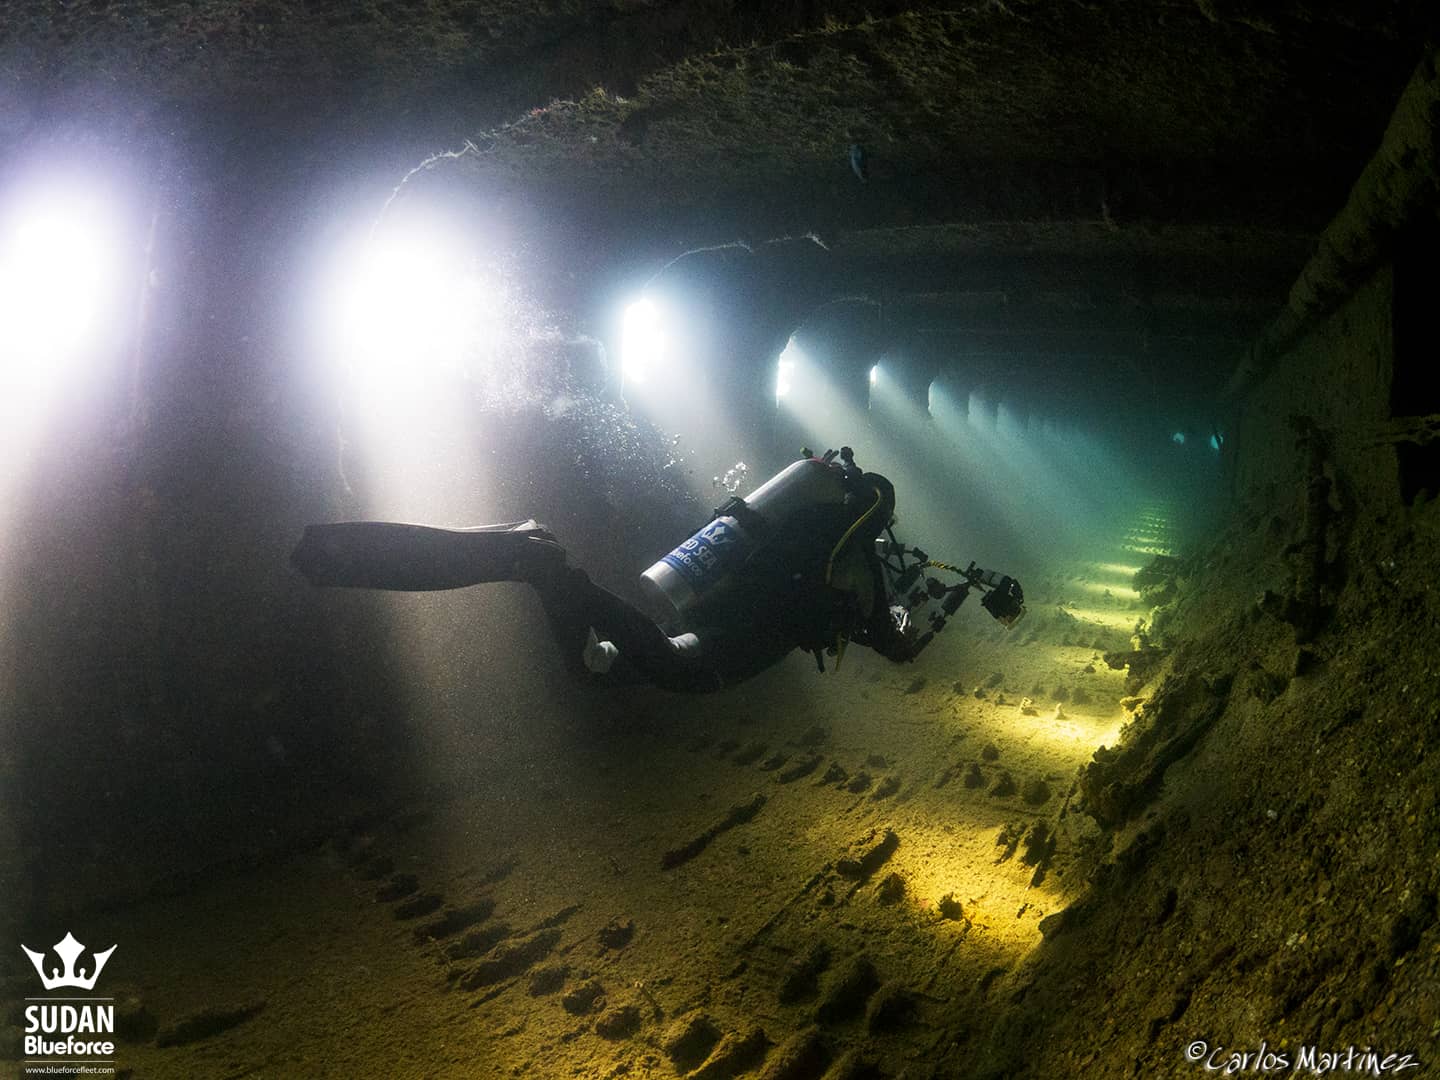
661;1011;722;1070
778;940;832;1003
835;828;899;880
757;1024;829;1079
815;955;881;1023
457;928;561;989
154;1000;266;1048
412;897;495;943
689;1025;769;1080
660;792;767;870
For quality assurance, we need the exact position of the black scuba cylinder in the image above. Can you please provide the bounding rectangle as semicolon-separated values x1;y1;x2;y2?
639;455;852;620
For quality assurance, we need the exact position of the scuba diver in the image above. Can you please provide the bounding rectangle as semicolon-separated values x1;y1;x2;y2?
290;447;1026;693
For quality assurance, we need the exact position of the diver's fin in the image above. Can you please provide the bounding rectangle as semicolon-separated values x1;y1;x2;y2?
290;520;562;591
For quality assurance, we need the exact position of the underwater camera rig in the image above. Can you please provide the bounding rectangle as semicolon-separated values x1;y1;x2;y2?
877;535;1027;654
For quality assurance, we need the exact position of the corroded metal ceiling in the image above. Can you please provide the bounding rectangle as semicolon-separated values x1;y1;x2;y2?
2;0;1433;383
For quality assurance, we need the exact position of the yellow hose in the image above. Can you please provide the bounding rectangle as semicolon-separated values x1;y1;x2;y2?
825;485;885;672
825;486;885;585
926;559;966;574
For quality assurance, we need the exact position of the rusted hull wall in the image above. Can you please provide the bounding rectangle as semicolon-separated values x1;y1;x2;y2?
1230;265;1398;512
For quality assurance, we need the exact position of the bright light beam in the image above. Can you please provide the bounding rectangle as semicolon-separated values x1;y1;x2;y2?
773;338;871;456
611;292;737;506
621;297;663;387
0;191;123;389
322;219;494;392
775;341;796;402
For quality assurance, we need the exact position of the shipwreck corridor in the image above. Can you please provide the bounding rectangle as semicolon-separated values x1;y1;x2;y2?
20;517;1162;1080
4;3;1440;1079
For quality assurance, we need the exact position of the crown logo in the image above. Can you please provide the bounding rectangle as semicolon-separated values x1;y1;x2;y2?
21;932;117;991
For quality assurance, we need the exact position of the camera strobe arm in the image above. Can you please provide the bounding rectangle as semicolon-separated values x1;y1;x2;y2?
877;541;1028;640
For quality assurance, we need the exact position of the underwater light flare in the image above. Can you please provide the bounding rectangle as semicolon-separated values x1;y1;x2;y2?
1056;604;1143;632
775;351;795;402
773;338;802;403
771;338;872;454
325;222;487;382
621;297;664;386
1123;544;1176;557
1076;580;1141;600
1095;562;1144;578
925;379;968;427
0;191;124;382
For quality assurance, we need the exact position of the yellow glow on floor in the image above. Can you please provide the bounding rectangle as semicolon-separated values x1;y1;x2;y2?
1031;709;1124;751
1074;580;1141;600
896;822;1065;950
976;698;1127;755
1094;562;1143;577
1061;604;1143;631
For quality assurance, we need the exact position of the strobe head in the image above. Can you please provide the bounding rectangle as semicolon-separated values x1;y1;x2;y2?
981;576;1026;628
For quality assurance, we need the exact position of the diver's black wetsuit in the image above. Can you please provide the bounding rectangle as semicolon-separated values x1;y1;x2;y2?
529;472;918;693
530;568;789;692
291;468;920;693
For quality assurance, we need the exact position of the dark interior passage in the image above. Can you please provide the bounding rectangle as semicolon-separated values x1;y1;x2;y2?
3;5;1440;1078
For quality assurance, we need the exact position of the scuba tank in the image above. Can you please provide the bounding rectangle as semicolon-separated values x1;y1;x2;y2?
639;448;870;621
